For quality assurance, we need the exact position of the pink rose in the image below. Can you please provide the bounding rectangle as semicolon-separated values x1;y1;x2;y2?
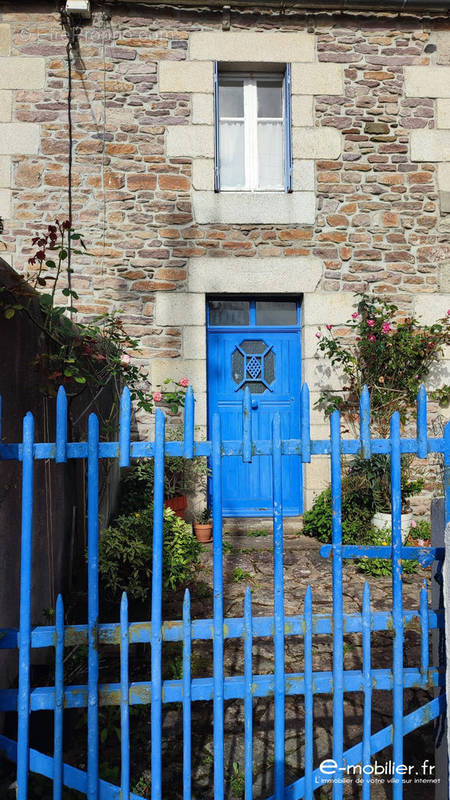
367;319;375;327
121;353;131;366
417;539;425;547
447;309;450;315
352;312;359;319
179;377;189;387
368;335;376;343
326;324;332;331
410;519;417;528
153;391;162;402
315;332;321;339
382;323;391;333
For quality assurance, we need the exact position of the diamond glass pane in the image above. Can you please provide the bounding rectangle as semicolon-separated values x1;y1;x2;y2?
241;340;267;355
232;348;245;385
248;381;265;394
265;350;275;384
232;339;275;393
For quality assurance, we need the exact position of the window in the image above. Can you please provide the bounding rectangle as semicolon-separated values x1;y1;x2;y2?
214;66;292;193
207;298;300;327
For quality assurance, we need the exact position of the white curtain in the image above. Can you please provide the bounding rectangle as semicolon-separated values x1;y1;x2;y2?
219;121;245;189
257;121;283;189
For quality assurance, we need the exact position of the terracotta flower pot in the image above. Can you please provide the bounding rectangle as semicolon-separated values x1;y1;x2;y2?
193;522;213;543
164;495;188;520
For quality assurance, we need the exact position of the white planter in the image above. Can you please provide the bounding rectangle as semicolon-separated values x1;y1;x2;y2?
372;512;413;545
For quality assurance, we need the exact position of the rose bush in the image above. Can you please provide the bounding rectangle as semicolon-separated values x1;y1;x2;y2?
315;293;450;433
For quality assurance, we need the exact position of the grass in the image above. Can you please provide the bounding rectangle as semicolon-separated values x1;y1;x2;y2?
232;567;252;583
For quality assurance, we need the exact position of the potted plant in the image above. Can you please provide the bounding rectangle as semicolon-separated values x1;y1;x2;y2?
193;506;213;543
117;425;208;522
346;453;424;544
162;425;208;520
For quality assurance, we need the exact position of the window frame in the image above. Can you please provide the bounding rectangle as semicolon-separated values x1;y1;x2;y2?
214;64;293;194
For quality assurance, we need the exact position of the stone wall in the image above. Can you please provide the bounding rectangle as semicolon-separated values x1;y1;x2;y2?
0;2;449;507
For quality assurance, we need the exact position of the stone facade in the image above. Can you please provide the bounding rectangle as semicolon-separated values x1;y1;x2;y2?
0;2;449;509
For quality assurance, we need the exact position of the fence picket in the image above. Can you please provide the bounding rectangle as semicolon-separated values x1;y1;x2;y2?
300;383;311;463
304;585;313;800
362;582;372;800
360;385;371;459
212;412;225;800
87;413;100;800
444;421;450;524
390;411;404;800
119;387;131;468
330;410;344;800
56;386;68;463
151;409;165;800
53;594;64;800
243;386;252;463
244;586;253;800
183;385;195;459
416;384;428;460
420;582;429;684
183;588;192;800
272;412;285;800
17;411;35;800
120;592;130;799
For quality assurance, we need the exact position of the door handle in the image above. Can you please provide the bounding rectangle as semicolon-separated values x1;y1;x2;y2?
251;399;259;409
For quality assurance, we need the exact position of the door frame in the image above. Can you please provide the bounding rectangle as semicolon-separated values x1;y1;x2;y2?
206;295;303;516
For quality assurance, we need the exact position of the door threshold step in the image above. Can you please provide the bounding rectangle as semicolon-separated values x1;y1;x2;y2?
223;516;303;534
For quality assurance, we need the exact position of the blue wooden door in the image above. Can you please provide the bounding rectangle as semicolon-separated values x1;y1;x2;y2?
207;298;302;516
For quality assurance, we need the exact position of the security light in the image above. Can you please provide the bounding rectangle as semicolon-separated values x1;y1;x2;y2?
65;0;91;18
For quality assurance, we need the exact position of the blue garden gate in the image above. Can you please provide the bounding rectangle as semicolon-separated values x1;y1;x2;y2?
0;381;447;799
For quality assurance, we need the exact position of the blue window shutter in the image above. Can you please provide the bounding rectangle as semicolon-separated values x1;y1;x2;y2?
214;62;220;192
284;64;293;193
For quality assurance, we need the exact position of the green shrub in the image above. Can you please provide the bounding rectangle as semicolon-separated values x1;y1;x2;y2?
98;507;201;601
302;481;373;545
357;527;418;576
410;519;431;542
303;452;425;545
345;453;424;514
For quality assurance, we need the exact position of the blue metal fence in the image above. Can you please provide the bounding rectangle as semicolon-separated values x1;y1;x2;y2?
0;382;447;799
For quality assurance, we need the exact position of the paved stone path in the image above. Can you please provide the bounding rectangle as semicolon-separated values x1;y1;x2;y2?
163;531;436;799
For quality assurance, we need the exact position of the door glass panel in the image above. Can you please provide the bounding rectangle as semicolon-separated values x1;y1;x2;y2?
256;301;297;326
209;300;250;326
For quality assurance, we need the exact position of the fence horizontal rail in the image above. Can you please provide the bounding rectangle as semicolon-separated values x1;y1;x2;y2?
0;436;447;462
0;667;444;713
0;734;145;800
0;695;445;800
320;544;444;563
0;608;443;650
